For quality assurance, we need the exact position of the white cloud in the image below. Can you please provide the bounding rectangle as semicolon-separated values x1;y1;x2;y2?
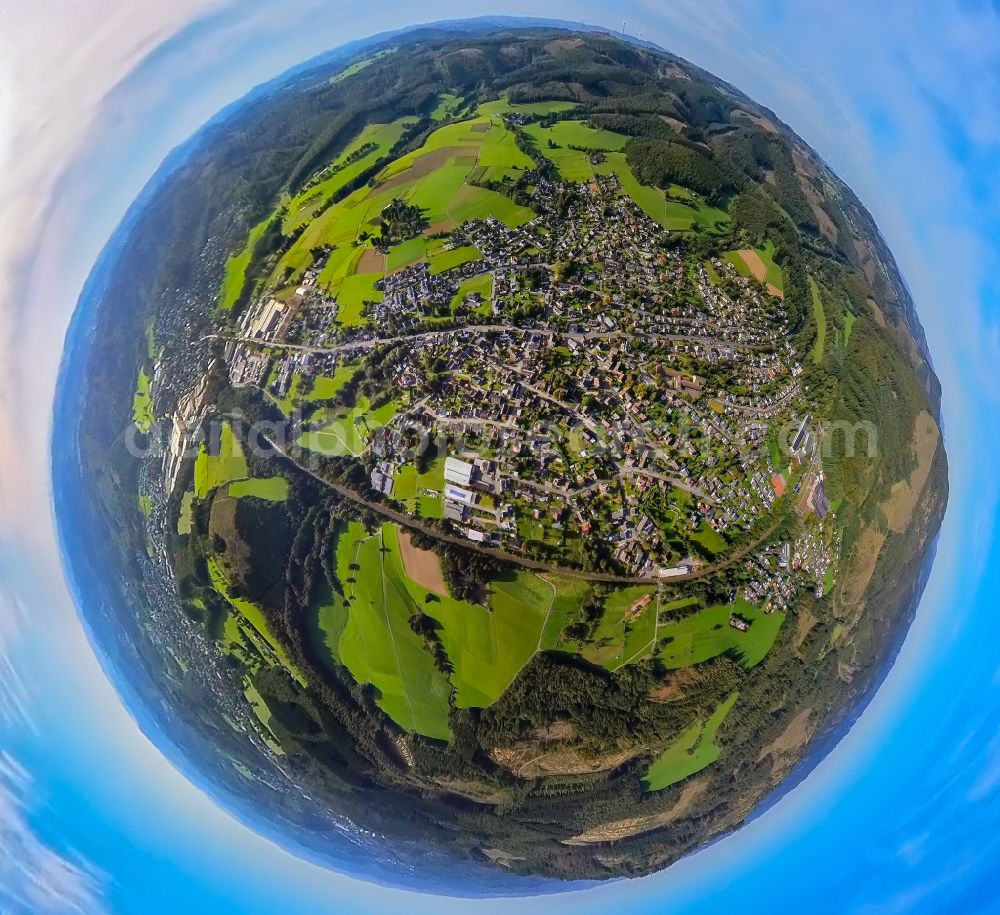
0;753;105;915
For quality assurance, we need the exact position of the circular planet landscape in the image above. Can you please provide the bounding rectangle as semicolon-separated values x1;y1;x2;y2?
55;21;947;892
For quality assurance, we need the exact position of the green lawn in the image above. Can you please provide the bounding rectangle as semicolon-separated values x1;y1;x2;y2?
194;423;249;498
285;117;412;229
642;692;739;791
336;271;383;325
398;533;551;708
428;245;482;275
843;310;857;347
450;272;493;314
386;236;427;273
725;240;784;292
228;477;289;502
477;119;535;182
539;575;591;650
177;490;195;536
305;362;360;402
132;368;154;434
525;119;629;153
691;520;728;556
448;184;535;228
305;580;348;676
809;277;827;364
580;585;657;669
395;456;446;517
431;92;463;121
267;107;537;291
334;523;453;739
657;599;785;669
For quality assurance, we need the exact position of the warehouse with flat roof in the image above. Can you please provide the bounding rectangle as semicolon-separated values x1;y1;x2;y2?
444;457;475;487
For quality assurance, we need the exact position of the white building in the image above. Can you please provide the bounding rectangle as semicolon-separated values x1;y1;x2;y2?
444;457;475;487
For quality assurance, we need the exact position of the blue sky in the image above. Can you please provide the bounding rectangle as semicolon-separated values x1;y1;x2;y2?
1;1;999;912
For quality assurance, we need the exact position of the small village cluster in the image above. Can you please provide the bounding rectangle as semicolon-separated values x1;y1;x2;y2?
220;171;836;589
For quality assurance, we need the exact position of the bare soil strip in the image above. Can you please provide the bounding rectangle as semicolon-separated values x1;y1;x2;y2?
398;528;449;596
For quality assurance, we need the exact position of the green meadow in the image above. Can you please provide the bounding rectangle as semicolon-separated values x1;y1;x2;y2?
305;362;360;402
642;692;739;791
657;599;784;669
208;555;306;685
228;477;289;502
809;277;827;364
194;423;248;498
132;368;154;434
333;522;453;739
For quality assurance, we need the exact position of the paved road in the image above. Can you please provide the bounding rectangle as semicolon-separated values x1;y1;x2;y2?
267;435;780;586
220;322;764;358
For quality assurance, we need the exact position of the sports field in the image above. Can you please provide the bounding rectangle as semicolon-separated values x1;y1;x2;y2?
642;692;739;791
657;599;785;669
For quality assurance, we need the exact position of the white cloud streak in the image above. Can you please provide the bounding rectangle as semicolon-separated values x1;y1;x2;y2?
0;753;105;915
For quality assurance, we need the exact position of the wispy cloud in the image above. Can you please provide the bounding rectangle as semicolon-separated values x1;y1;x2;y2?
0;753;105;915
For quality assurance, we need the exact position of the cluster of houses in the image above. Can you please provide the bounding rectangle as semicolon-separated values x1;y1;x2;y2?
215;165;826;580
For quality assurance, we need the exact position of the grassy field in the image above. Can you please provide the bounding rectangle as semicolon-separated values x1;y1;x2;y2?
220;216;269;310
428;244;482;275
194;423;248;498
262;103;537;301
691;520;728;556
299;396;399;457
399;533;551;708
285;117;412;230
809;277;827;364
207;555;306;685
333;522;453;739
657;599;785;669
315;522;561;717
228;477;289;502
843;310;857;347
450;272;493;314
330;48;396;84
642;692;739;791
595;153;730;231
725;240;784;293
538;575;591;651
305;580;347;677
305;362;360;402
431;92;463;121
132;368;154;434
394;456;446;517
336;272;383;325
580;585;657;669
177;490;195;535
